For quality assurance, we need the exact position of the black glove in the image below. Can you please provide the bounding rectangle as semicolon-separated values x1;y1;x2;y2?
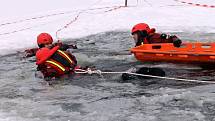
173;38;182;47
59;44;70;51
160;33;167;39
68;44;78;49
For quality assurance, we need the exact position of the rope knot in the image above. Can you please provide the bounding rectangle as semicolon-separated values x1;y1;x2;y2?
87;68;93;74
86;68;102;75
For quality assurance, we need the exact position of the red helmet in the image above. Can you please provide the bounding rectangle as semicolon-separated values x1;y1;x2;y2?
131;23;151;34
36;46;59;65
37;33;53;46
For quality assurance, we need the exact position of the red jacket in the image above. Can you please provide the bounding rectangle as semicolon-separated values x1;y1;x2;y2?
36;48;77;79
135;30;181;47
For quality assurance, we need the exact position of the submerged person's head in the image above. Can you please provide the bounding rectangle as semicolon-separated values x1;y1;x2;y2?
37;33;53;48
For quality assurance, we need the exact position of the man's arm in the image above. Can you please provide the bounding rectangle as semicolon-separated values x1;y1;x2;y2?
24;48;39;57
24;43;78;58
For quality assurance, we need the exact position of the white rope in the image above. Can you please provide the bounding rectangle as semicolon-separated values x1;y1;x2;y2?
74;68;215;84
126;72;215;84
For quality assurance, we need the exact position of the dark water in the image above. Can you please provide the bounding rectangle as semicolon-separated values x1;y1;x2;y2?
0;31;215;121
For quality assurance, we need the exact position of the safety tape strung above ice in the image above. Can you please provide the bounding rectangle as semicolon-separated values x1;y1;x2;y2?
174;0;215;8
0;6;127;36
55;5;126;40
0;0;138;36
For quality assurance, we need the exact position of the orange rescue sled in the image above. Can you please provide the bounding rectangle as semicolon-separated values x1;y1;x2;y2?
130;42;215;65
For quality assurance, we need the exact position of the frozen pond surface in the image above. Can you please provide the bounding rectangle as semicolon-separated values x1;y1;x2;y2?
0;31;215;121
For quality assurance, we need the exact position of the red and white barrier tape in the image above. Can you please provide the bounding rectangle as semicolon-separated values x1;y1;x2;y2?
0;5;121;27
0;5;126;37
0;0;139;37
55;5;126;39
174;0;215;8
0;11;78;27
0;27;34;36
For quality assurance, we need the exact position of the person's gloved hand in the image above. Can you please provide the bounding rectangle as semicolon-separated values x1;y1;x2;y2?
69;44;78;49
160;33;167;39
173;38;182;47
24;48;38;57
59;44;70;51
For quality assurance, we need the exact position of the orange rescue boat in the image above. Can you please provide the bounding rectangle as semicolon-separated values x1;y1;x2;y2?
130;42;215;65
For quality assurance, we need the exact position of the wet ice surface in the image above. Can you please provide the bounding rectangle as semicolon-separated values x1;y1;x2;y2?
0;31;215;121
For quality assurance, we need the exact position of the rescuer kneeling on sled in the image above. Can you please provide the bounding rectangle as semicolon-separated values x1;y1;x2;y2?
131;23;182;47
35;33;79;80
